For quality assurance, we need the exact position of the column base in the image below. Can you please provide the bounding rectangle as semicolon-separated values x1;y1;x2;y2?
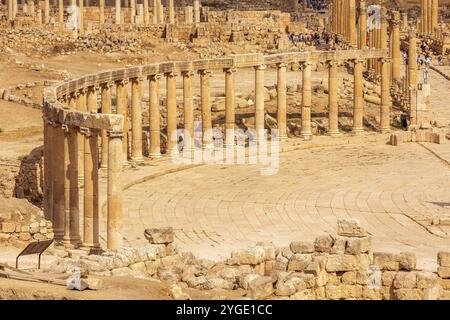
80;244;102;255
131;156;144;164
380;128;391;134
327;130;340;137
352;128;364;135
301;133;313;141
149;152;162;159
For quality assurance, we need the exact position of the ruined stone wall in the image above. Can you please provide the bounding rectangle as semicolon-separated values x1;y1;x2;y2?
51;220;448;300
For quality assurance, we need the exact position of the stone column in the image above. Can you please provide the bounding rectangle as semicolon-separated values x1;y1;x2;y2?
182;71;194;151
131;0;136;23
353;59;364;133
199;70;212;148
58;0;63;23
116;80;129;162
99;0;105;24
380;58;391;133
168;0;175;24
131;78;144;162
276;63;287;140
115;0;121;24
166;72;178;153
152;0;158;24
327;60;339;136
107;129;123;250
43;120;53;221
224;67;236;147
158;0;164;23
149;75;161;157
143;0;150;24
185;6;193;24
44;0;50;23
78;0;84;34
408;30;417;90
63;124;81;247
402;12;408;30
254;64;266;141
358;0;367;49
301;61;312;140
391;12;401;82
194;0;200;23
432;0;439;34
76;90;86;182
100;83;112;169
427;0;433;34
53;123;65;243
81;87;100;252
349;0;357;46
422;0;428;33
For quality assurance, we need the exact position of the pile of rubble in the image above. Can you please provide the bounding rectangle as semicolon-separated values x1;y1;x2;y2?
48;220;448;300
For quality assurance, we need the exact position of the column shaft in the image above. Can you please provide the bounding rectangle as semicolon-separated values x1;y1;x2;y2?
131;78;144;162
99;0;105;24
43;121;53;221
76;91;86;182
349;0;356;45
301;62;312;139
380;58;391;133
149;75;161;157
225;68;236;146
183;71;194;151
144;0;150;24
328;61;339;136
166;73;178;152
353;59;364;133
358;0;367;49
255;65;266;141
53;124;65;242
200;70;212;147
392;13;401;82
116;81;129;162
115;0;121;24
100;84;112;168
277;63;287;140
107;130;123;250
169;0;175;24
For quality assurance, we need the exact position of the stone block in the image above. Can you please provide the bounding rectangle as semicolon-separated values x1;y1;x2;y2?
84;276;104;290
287;254;312;272
253;263;265;276
382;271;397;287
416;272;438;289
19;232;31;241
231;247;266;265
111;267;133;277
206;277;234;290
325;254;358;272
356;271;368;285
1;222;16;233
325;285;342;300
238;273;261;290
315;286;326;300
362;287;382;300
330;237;346;254
287;273;316;289
438;266;450;279
275;280;296;297
257;245;276;260
144;260;160;276
341;271;357;285
290;241;314;254
439;278;450;290
275;255;288;271
29;222;39;234
170;284;190;300
248;276;274;300
314;235;334;253
398;252;416;271
264;260;276;276
290;289;315;300
337;218;367;237
422;285;443;300
345;237;372;255
393;272;417;289
144;227;174;244
437;252;450;267
373;252;400;271
393;288;422;300
129;262;146;273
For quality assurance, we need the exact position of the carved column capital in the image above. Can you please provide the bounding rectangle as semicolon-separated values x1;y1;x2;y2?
254;64;266;71
379;57;392;64
148;74;162;81
198;69;212;76
276;62;287;69
181;70;195;77
107;130;124;139
352;59;366;65
80;127;91;137
224;67;237;74
115;79;129;86
61;124;69;134
326;60;339;68
166;71;178;78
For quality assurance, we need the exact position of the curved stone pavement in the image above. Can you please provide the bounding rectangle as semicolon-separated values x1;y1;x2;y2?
114;141;450;270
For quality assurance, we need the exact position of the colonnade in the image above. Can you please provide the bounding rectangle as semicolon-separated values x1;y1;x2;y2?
5;0;202;26
43;49;389;252
329;0;357;46
420;0;439;35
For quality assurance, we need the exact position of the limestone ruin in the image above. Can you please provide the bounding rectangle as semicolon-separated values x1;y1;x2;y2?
0;0;450;301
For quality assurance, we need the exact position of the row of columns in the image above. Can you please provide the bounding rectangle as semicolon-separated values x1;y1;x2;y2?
420;0;439;35
44;86;124;251
5;0;199;26
44;53;392;251
330;0;357;46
